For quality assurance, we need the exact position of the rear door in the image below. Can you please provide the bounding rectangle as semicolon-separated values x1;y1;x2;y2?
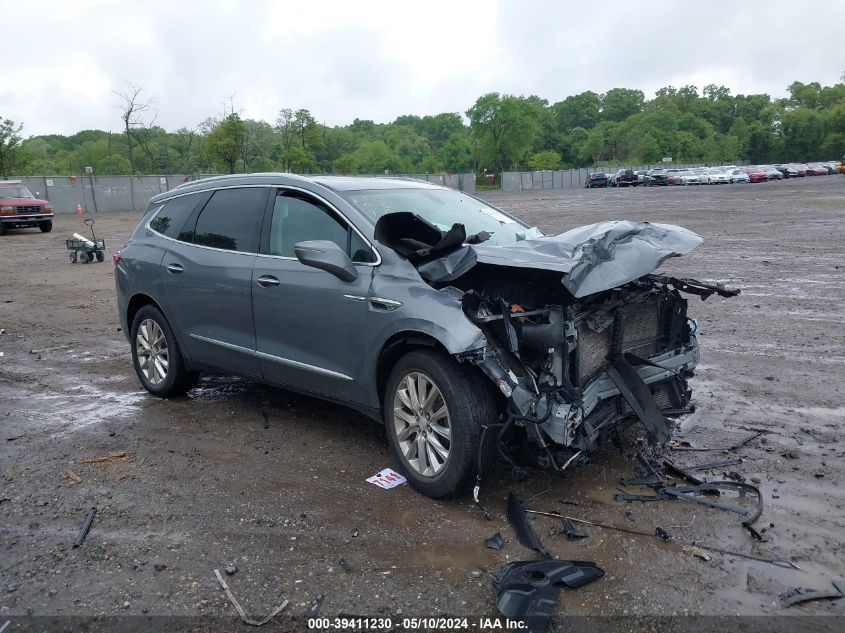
161;186;269;377
251;188;378;403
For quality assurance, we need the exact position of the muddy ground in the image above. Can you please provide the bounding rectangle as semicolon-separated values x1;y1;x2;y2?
1;176;844;630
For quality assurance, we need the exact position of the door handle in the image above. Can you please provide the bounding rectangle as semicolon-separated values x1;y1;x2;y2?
166;263;183;274
256;275;280;288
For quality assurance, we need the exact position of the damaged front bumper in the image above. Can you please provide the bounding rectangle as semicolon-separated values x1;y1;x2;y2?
455;275;733;470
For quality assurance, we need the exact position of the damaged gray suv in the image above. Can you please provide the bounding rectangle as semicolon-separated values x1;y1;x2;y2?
116;174;738;498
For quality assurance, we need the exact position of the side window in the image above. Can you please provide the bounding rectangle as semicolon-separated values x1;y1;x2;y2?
350;231;377;263
269;192;348;257
149;195;200;240
192;188;266;253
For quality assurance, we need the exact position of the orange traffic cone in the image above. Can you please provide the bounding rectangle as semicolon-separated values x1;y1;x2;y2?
76;204;83;216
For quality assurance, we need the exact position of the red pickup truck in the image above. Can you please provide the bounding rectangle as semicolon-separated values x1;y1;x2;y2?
0;181;54;235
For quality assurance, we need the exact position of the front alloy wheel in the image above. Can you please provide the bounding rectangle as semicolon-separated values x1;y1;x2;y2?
392;372;451;477
384;350;497;498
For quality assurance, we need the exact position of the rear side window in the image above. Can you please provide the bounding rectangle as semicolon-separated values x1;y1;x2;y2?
192;188;266;252
150;195;200;240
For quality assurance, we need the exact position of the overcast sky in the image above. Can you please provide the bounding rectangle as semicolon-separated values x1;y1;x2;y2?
4;0;844;137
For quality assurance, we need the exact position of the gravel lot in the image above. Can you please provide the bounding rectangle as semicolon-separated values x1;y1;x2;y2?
1;176;844;630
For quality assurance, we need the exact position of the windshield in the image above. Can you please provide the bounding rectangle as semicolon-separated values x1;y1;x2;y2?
0;185;34;198
341;188;541;245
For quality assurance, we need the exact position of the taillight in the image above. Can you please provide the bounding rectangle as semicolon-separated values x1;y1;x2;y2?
113;251;121;266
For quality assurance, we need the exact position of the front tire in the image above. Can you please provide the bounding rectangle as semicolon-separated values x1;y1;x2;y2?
40;221;53;233
384;350;496;498
130;304;197;398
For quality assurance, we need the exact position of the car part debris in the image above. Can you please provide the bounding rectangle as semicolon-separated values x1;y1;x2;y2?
670;431;764;452
525;510;799;569
616;480;763;525
561;518;587;540
305;593;326;618
684;458;743;472
662;459;707;486
507;493;552;559
224;565;238;576
655;527;671;540
485;532;504;550
338;558;353;573
493;559;605;633
214;568;288;626
781;582;845;608
745;524;767;541
73;507;97;548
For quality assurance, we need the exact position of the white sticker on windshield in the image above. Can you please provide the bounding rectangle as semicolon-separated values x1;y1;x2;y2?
478;207;516;225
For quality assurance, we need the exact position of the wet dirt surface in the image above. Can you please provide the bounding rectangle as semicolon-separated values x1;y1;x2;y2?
1;177;844;627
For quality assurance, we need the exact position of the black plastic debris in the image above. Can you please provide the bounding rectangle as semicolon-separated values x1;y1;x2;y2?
261;411;270;430
493;560;605;633
73;507;97;548
745;524;766;542
338;558;353;573
561;518;587;540
507;493;552;559
224;565;238;576
655;527;671;540
485;532;504;550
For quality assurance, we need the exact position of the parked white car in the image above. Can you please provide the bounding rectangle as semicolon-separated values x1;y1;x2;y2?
729;169;750;183
677;170;702;185
702;168;730;184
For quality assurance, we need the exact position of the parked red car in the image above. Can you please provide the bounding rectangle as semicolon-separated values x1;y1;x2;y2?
0;181;54;235
744;167;769;183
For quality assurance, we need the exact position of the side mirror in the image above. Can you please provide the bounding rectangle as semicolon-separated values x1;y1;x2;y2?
294;240;358;282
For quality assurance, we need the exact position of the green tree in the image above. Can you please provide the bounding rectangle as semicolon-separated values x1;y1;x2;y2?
601;88;645;122
552;91;601;132
526;150;561;170
466;93;542;171
207;113;246;173
0;117;24;177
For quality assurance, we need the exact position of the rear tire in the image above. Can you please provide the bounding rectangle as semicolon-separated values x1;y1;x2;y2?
96;251;105;263
40;221;52;233
69;251;78;263
78;251;91;264
130;304;197;398
384;350;497;498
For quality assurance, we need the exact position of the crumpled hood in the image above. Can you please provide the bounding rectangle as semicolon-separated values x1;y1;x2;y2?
416;220;703;298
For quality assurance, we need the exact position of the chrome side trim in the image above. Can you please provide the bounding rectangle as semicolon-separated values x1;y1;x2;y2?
256;351;353;381
189;333;353;382
189;333;255;356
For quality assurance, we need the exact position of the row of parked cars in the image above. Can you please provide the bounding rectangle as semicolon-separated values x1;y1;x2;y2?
585;161;844;188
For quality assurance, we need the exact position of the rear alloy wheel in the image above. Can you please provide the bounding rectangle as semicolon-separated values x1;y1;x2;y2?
384;349;496;498
130;304;198;398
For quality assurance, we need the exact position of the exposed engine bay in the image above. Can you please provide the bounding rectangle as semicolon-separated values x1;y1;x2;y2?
374;212;740;473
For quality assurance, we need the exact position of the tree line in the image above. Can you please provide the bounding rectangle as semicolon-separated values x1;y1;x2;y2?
1;78;844;179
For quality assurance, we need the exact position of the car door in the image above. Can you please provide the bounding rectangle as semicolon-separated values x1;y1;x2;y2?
161;186;269;377
252;188;378;404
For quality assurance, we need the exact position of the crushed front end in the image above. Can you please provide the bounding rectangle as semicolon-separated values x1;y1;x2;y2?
373;213;739;472
455;272;738;470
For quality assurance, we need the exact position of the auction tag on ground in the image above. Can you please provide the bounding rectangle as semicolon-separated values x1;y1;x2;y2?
366;468;407;489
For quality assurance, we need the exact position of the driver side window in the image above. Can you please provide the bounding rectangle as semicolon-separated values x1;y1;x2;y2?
269;192;375;263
